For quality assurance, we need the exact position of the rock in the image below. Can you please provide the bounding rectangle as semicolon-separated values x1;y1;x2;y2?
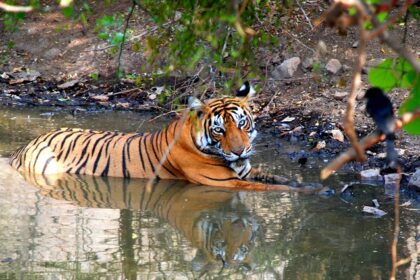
333;91;348;100
316;40;327;55
362;206;387;217
91;95;109;102
408;169;420;189
352;41;359;48
311;140;326;152
272;57;301;79
325;59;342;74
58;79;79;89
281;116;295;123
360;169;383;182
330;129;344;142
10;69;41;82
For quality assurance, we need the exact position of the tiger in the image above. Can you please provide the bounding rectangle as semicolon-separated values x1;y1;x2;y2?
9;82;320;192
23;172;260;273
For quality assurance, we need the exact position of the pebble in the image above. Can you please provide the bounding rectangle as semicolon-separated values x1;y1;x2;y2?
272;57;301;79
360;169;383;182
408;168;420;189
325;59;342;74
333;91;348;100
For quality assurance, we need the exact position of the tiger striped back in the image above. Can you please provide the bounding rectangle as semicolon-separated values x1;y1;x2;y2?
10;123;182;180
10;82;314;192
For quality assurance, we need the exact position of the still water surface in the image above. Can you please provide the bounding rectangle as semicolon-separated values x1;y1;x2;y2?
0;106;418;279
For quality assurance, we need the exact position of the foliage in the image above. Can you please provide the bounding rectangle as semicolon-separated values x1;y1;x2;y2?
368;58;420;134
0;0;419;134
137;0;280;86
94;13;126;54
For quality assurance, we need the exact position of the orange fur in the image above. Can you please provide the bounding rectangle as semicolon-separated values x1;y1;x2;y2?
10;95;318;192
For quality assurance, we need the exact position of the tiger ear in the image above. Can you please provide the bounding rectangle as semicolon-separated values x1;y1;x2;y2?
236;81;256;100
188;96;206;118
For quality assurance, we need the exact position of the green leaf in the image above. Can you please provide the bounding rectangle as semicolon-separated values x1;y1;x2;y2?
62;6;74;18
408;6;420;20
368;59;397;91
366;0;381;4
400;71;418;89
348;7;357;16
111;32;124;45
98;32;109;40
376;11;388;23
400;81;420;134
97;15;115;27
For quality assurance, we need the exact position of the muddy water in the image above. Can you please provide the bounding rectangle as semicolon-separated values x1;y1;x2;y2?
0;106;418;279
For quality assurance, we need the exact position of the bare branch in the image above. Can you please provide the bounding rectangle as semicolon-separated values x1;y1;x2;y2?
343;3;369;162
320;110;420;180
296;0;314;30
116;0;137;77
0;1;33;12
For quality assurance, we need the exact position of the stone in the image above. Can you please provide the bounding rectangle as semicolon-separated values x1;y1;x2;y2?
362;206;387;217
360;169;383;182
316;40;327;55
330;129;344;142
333;91;348;100
325;59;342;74
272;57;301;79
408;169;420;189
58;79;79;89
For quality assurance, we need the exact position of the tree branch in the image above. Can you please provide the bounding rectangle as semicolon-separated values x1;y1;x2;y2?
0;1;32;12
116;0;137;78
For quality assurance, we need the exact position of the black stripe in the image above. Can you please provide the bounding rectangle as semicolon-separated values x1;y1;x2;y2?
138;135;147;172
122;144;129;178
143;134;156;173
41;156;55;174
201;174;238;181
242;168;252;179
100;156;111;176
31;145;49;173
62;133;84;162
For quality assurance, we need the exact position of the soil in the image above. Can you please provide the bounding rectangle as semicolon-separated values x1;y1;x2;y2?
0;1;419;189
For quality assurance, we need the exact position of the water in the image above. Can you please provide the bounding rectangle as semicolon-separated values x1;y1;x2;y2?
0;106;418;279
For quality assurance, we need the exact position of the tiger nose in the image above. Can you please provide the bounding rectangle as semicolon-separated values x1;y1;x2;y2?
232;148;244;156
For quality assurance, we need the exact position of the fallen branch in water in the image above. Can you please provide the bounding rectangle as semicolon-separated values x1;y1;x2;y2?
320;110;420;180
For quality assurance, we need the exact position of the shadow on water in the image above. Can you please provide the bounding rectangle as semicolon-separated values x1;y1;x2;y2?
24;173;260;277
0;168;415;279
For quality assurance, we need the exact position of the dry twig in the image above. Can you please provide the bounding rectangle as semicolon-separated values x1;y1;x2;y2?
342;1;369;162
295;0;314;30
0;1;32;12
116;0;137;77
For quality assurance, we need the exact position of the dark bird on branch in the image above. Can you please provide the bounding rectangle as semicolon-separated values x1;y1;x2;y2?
364;87;398;169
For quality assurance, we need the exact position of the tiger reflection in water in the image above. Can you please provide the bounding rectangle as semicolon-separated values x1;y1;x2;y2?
23;173;261;272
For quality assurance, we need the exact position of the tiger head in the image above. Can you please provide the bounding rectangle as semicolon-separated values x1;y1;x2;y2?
188;82;257;163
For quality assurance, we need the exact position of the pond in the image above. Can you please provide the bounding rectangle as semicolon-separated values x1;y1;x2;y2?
0;106;418;279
